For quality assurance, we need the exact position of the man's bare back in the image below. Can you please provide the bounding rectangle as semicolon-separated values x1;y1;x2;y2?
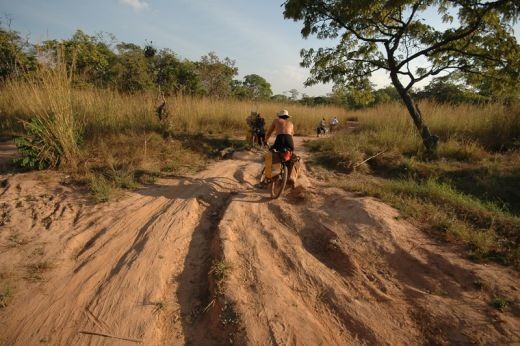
266;118;293;141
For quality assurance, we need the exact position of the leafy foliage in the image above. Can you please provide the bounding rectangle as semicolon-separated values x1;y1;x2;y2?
284;0;520;149
14;118;60;169
0;25;274;100
232;74;273;100
196;52;238;98
38;30;117;87
284;1;519;90
0;25;34;80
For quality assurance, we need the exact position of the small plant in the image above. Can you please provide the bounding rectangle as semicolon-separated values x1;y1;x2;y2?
8;233;27;247
153;301;166;314
0;203;11;226
491;296;509;311
472;279;487;290
0;286;12;308
137;173;157;185
110;169;139;190
14;118;59;170
25;261;53;281
89;174;113;203
209;260;233;295
13;58;81;170
314;288;329;310
209;260;233;282
31;247;45;257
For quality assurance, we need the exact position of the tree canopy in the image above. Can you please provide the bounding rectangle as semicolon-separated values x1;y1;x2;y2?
284;0;520;149
0;26;34;80
0;27;274;100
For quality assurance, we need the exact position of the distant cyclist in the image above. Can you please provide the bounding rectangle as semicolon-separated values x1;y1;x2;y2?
330;116;339;133
317;117;327;137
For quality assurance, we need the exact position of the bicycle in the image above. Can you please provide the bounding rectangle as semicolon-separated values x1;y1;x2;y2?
252;128;268;148
316;126;329;137
260;148;297;199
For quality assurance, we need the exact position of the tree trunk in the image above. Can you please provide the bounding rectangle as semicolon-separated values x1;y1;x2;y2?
390;72;439;152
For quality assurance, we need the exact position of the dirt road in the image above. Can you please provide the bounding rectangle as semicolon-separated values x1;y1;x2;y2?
0;139;519;345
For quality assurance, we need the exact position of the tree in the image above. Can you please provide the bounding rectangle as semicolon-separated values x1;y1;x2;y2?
232;74;273;99
271;94;289;102
288;88;299;101
175;60;204;95
152;48;182;93
197;52;238;98
284;0;520;151
0;25;34;80
39;30;117;87
416;77;468;103
331;78;375;109
113;42;153;92
242;74;273;99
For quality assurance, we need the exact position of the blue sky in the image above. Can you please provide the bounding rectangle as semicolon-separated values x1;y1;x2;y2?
1;0;337;96
1;0;519;96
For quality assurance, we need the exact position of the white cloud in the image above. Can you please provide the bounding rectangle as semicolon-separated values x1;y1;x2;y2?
119;0;149;11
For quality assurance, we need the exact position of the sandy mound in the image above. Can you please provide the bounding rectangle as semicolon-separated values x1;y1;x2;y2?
0;139;519;345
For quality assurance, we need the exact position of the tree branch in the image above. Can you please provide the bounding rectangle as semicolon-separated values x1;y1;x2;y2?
314;3;389;44
390;2;421;54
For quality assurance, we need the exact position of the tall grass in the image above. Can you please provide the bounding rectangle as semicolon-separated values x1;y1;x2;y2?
308;101;520;268
0;82;348;138
6;61;80;169
345;101;520;152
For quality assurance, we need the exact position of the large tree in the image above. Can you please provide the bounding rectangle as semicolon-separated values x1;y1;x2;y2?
197;52;238;98
243;74;273;99
283;0;520;151
232;74;273;99
113;42;153;93
39;30;116;87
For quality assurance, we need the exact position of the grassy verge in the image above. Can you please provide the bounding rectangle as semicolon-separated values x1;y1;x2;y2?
78;132;247;202
307;104;520;269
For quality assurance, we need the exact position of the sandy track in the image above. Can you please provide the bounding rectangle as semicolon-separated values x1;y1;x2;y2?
0;141;519;345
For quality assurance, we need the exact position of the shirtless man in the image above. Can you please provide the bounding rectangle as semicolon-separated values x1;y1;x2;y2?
265;109;294;151
263;109;295;181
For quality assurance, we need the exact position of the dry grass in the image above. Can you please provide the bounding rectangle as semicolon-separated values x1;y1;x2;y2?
307;101;520;269
344;101;520;152
25;260;53;281
0;286;12;308
5;60;80;169
0;81;348;139
0;67;347;200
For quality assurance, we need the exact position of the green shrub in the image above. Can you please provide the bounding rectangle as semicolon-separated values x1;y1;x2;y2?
14;117;62;169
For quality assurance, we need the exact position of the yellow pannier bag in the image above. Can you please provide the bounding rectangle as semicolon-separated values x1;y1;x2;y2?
264;152;281;179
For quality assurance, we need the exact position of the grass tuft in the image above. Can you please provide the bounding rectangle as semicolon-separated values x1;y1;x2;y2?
209;260;233;282
0;286;12;308
25;261;53;281
491;296;509;311
88;174;113;203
